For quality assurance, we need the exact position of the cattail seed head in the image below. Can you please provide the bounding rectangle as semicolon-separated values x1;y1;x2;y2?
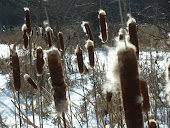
11;51;21;91
106;92;112;102
47;46;68;112
147;119;158;128
24;7;32;37
24;74;37;89
85;40;94;68
75;45;84;74
117;43;143;127
81;21;94;41
58;32;64;52
22;24;28;49
139;79;150;113
36;47;45;76
98;9;108;43
127;14;139;58
46;26;53;48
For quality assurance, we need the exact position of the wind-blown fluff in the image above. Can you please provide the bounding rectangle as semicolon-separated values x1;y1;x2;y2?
165;58;170;106
127;14;139;58
81;21;94;41
22;24;28;49
117;41;143;127
85;40;94;67
98;9;108;43
47;46;68;112
24;74;37;89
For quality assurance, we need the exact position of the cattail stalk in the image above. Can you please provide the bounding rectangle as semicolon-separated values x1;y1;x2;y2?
24;74;37;89
85;40;94;68
81;21;94;41
46;27;54;48
75;45;84;74
47;46;68;113
139;80;150;113
36;47;45;75
11;51;21;127
127;15;139;58
58;32;64;52
22;24;28;49
117;47;143;127
98;9;108;43
24;7;32;37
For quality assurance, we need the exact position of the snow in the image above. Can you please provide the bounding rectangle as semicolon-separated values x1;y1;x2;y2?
0;44;169;127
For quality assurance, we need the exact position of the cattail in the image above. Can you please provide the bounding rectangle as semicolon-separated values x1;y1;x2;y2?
85;40;94;68
98;9;108;43
139;79;150;113
58;32;64;51
81;21;94;41
127;14;139;58
106;92;112;102
36;47;45;75
47;46;68;112
22;24;28;49
24;7;32;37
147;119;158;128
46;26;53;48
11;51;21;91
75;45;84;74
165;58;170;105
24;74;37;89
117;42;143;127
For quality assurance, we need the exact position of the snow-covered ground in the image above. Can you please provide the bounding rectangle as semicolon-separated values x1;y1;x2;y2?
0;44;169;127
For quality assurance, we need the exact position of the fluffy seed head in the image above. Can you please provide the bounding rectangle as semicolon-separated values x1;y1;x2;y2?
58;32;64;51
147;119;158;128
24;7;32;37
127;14;139;58
75;45;84;74
24;74;37;89
98;9;108;43
85;40;94;67
81;21;94;41
22;24;28;49
36;47;45;75
139;79;150;113
11;51;21;91
117;44;143;127
46;26;53;48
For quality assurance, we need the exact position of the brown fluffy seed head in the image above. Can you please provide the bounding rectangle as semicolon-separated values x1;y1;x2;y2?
47;46;65;88
22;24;28;49
58;32;64;51
36;47;45;76
106;92;112;102
127;14;139;58
11;51;21;91
81;21;94;41
46;26;53;48
117;46;143;127
147;119;158;128
85;40;94;68
98;9;108;43
24;7;32;37
75;45;84;74
139;79;150;113
24;74;37;89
